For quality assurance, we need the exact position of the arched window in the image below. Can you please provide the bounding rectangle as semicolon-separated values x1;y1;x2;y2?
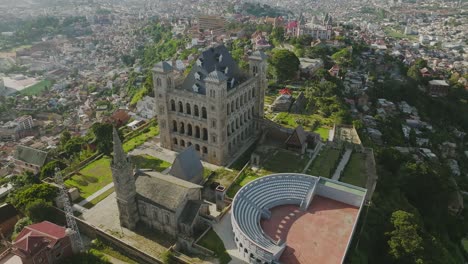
195;126;200;138
253;66;258;75
167;78;172;87
188;142;192;146
170;100;176;111
236;98;239;109
179;122;185;134
201;107;207;119
252;88;255;98
172;120;177;132
195;144;200;151
202;146;208;154
180;140;185;147
231;102;234;113
194;105;199;117
227;103;230;115
173;138;178;145
156;78;162;87
178;101;183;113
202;128;208;141
227;124;231;136
186;103;191;115
187;124;193;136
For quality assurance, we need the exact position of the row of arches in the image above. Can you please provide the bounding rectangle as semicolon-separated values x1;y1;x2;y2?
227;88;256;116
170;100;207;119
172;138;208;154
235;237;269;264
172;121;208;141
227;107;254;136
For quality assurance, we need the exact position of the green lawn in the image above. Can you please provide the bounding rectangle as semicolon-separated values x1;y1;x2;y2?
264;92;277;105
307;147;341;178
197;229;231;264
65;157;113;198
129;154;170;172
226;169;261;198
314;126;330;141
207;169;239;187
20;79;53;96
261;148;309;174
272;112;334;134
340;153;367;188
83;187;115;209
123;125;159;152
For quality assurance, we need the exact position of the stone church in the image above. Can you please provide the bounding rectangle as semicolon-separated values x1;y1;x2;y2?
153;45;268;165
110;128;207;238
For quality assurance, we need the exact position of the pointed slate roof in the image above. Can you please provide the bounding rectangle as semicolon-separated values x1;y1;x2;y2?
153;61;173;73
285;125;307;147
169;146;204;184
249;50;267;61
206;70;228;83
181;45;245;94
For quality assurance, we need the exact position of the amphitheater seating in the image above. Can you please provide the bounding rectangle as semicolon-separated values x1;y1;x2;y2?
232;174;317;255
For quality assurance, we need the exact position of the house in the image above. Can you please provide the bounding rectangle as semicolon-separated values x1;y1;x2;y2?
12;221;74;264
110;109;131;127
328;64;340;77
13;145;48;175
298;58;324;76
126;120;145;130
427;80;450;97
0;204;20;237
285;126;308;154
136;96;156;119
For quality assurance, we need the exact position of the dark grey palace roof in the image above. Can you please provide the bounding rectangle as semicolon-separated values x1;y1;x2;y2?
180;45;247;95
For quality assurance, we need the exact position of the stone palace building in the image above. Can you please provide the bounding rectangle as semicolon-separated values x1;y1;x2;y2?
153;45;267;165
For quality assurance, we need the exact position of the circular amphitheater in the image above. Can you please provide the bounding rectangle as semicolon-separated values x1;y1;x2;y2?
231;173;317;264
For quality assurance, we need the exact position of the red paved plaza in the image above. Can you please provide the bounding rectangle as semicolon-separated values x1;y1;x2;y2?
260;196;359;264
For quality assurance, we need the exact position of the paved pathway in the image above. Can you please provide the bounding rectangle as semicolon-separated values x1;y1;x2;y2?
332;149;352;181
302;141;324;173
72;203;88;213
212;211;245;264
77;182;115;207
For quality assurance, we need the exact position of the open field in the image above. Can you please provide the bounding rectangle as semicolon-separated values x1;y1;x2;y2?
20;79;53;96
307;147;341;178
65;157;113;198
340;152;367;188
260;148;309;174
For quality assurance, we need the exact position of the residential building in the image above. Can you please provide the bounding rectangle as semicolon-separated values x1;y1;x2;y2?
12;221;74;264
13;145;48;175
427;80;450;97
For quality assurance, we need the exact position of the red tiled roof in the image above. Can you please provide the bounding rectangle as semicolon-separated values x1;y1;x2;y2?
14;221;67;253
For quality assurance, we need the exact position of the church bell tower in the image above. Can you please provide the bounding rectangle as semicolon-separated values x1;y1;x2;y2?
111;127;139;230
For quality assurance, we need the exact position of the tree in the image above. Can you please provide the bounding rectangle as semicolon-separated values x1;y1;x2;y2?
91;123;114;155
270;26;285;44
26;199;55;222
386;210;424;264
407;65;422;82
8;183;58;212
268;49;299;83
40;160;65;179
60;130;71;146
13;217;32;238
10;171;39;188
64;136;84;157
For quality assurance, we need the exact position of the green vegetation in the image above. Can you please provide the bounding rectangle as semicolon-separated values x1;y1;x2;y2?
462;238;468;254
227;169;260;198
20;79;53;96
260;149;309;174
130;155;171;172
307;147;341;178
91;239;137;264
7;183;57;212
314;127;330;140
197;229;231;264
65;157;113;198
62;249;111;264
341;153;367;187
123;125;159;152
83;187;115;209
207;169;239;187
269;49;300;82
